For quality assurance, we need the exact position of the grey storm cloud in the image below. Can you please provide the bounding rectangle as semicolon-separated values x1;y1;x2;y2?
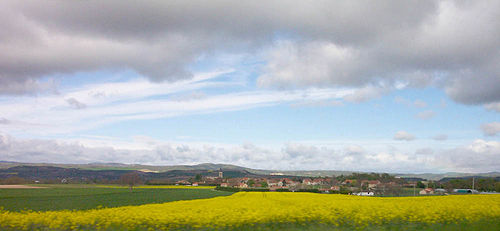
0;0;499;107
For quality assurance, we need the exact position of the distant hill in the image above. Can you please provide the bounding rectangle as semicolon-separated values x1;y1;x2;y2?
0;165;269;183
1;161;499;181
396;172;500;181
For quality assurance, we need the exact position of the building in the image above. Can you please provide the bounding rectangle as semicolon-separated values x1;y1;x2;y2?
342;179;355;185
435;188;447;194
302;179;313;185
453;189;479;194
355;192;374;196
267;179;283;187
238;182;248;188
330;185;340;191
419;188;434;195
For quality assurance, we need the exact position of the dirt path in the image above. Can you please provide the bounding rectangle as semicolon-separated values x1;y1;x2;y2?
0;185;46;188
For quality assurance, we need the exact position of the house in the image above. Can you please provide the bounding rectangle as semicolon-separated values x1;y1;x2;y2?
220;183;229;187
283;178;298;186
330;185;340;191
238;182;248;188
302;179;313;185
312;178;326;185
191;182;199;186
419;188;434;195
355;191;374;196
365;180;381;189
227;178;242;187
267;179;283;187
176;180;190;185
343;179;355;185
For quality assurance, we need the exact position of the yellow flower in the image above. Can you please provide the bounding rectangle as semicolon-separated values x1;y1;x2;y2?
1;193;499;230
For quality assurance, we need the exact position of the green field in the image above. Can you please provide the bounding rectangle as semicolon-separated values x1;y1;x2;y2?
0;185;234;212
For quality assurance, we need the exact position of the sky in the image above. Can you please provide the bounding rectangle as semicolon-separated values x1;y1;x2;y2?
0;0;499;173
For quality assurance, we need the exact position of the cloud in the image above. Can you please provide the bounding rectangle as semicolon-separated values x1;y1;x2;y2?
437;139;500;172
414;99;427;108
66;98;87;109
416;110;436;120
0;118;11;124
171;91;207;102
0;71;352;135
343;85;389;103
395;97;429;108
485;102;500;113
394;96;411;106
415;148;434;155
0;0;497;108
394;131;416;141
254;1;500;105
1;133;498;173
480;122;500;136
432;134;448;141
290;100;343;108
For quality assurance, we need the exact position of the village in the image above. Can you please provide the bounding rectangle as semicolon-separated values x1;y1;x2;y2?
175;170;473;196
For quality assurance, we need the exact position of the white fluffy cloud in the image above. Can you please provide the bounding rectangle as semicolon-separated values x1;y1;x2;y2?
1;133;498;172
481;122;500;136
485;103;500;113
437;139;500;172
394;131;416;141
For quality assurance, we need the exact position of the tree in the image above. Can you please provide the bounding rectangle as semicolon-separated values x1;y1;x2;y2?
120;172;142;192
247;179;255;187
2;176;26;185
417;181;425;188
260;181;268;188
195;174;202;182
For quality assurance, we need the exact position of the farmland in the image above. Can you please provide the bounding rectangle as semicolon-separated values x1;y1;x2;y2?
0;185;231;212
1;188;499;230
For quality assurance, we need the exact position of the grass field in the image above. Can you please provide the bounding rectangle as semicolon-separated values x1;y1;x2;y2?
0;184;232;212
1;191;499;230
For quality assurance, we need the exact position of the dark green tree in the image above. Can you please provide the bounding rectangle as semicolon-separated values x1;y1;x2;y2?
417;181;426;188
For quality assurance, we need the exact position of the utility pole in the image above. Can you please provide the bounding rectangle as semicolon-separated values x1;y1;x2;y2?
413;182;416;196
472;177;475;193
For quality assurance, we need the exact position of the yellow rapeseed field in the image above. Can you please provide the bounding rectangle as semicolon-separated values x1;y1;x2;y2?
1;192;499;230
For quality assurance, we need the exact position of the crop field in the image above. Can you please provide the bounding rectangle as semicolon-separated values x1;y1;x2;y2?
0;185;231;212
1;190;499;230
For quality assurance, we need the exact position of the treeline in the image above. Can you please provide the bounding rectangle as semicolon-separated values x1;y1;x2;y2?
439;178;500;192
215;186;269;192
215;187;352;194
336;173;402;183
